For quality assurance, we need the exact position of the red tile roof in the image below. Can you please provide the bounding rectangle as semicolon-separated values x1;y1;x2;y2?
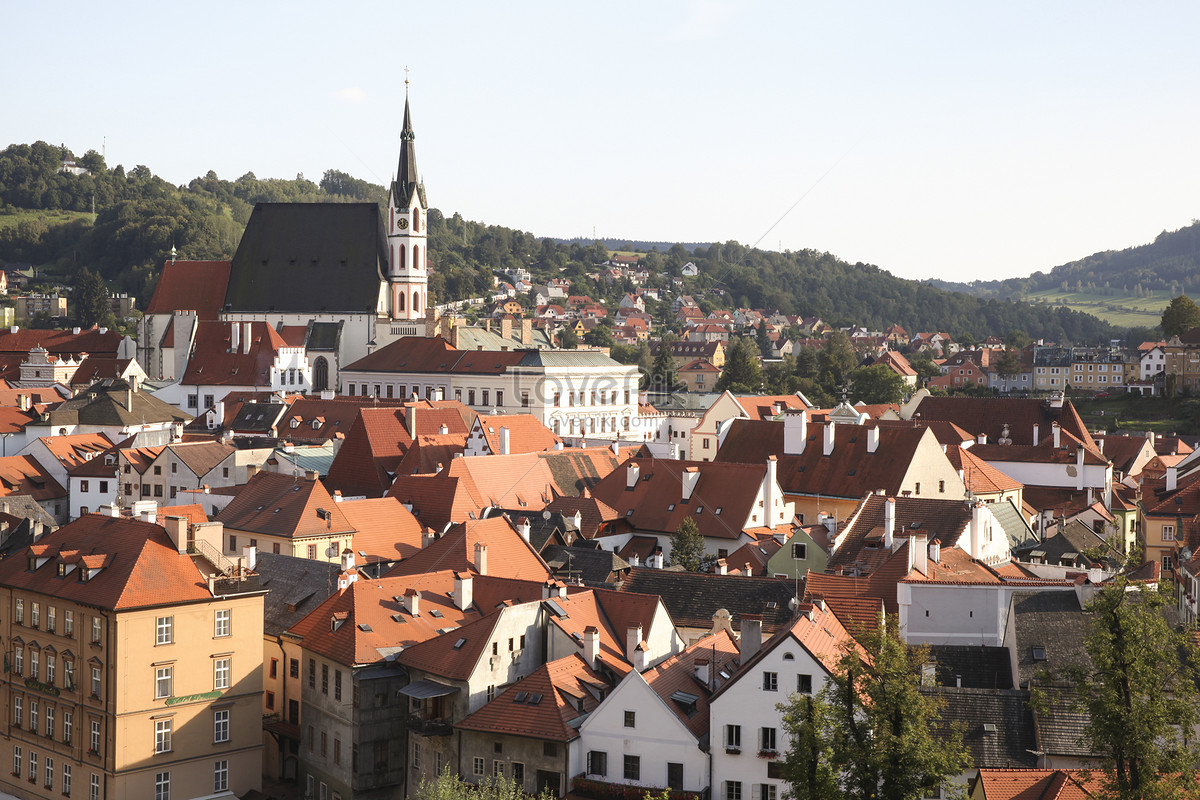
641;629;740;739
910;396;1097;451
385;516;552;582
972;769;1104;799
457;654;607;740
157;504;209;525
470;413;561;455
144;259;232;319
0;455;67;500
31;432;114;470
181;321;287;387
216;471;354;539
338;497;424;564
344;336;524;375
946;446;1024;494
0;514;215;610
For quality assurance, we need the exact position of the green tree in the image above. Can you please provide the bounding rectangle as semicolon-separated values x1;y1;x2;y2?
73;267;113;329
650;334;679;393
995;348;1023;380
1161;294;1200;337
817;331;857;395
416;770;553;800
717;337;763;393
847;364;906;404
668;517;708;572
583;321;615;348
780;616;971;800
757;321;773;359
1064;575;1200;800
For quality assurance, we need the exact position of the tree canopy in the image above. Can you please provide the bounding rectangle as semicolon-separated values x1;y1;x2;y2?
1161;294;1200;338
668;517;708;572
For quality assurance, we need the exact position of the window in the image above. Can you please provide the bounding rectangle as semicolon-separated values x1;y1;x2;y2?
291;658;300;679
90;720;101;753
725;724;741;749
587;750;608;776
307;544;317;559
62;763;71;795
798;673;813;694
321;663;329;694
30;701;38;731
792;543;807;560
32;602;40;627
269;658;278;679
13;695;21;726
47;655;55;684
12;746;19;776
155;771;170;800
623;710;635;728
760;784;778;800
623;754;640;781
308;659;316;689
335;669;342;701
63;711;72;745
761;727;777;751
412;741;421;769
30;649;39;680
45;755;53;789
91;773;100;800
45;706;54;738
155;719;172;753
763;671;778;691
64;660;74;690
493;760;503;778
335;738;342;765
321;731;328;757
473;756;485;776
155;666;173;699
91;617;101;644
266;691;275;710
214;608;230;637
29;751;36;782
65;610;74;637
14;645;22;674
726;781;743;800
156;615;173;645
214;709;229;743
915;482;921;495
214;657;231;690
543;742;558;757
15;598;23;624
47;606;56;632
214;760;228;792
1163;525;1177;542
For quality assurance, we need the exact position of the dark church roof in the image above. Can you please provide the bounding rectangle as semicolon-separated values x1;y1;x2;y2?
225;203;388;314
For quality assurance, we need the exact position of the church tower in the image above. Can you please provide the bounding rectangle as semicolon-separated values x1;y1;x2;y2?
385;84;428;322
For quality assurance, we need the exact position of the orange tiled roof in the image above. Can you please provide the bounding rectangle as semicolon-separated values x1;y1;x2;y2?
0;455;67;500
157;504;209;525
338;497;424;564
642;629;740;739
946;446;1024;494
216;471;354;539
471;413;560;455
385;516;551;582
144;260;232;319
458;654;608;741
181;321;287;387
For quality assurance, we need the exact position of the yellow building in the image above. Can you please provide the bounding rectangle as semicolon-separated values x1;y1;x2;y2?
0;510;266;800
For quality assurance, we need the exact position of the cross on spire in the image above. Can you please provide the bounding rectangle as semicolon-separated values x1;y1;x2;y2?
404;65;410;93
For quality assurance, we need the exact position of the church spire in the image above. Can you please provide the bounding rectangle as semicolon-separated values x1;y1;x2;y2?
393;77;424;210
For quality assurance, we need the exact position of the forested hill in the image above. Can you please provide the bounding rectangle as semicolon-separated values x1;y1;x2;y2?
931;220;1200;301
0;140;1118;344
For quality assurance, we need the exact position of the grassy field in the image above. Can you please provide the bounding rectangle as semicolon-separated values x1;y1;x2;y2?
0;208;94;231
1073;394;1197;436
1025;288;1173;328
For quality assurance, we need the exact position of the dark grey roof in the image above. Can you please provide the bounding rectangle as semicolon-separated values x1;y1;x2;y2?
225;203;388;313
1014;521;1122;570
253;552;342;637
516;350;623;368
34;378;191;429
926;645;1014;690
1031;684;1094;757
230;403;288;433
1010;590;1092;687
921;686;1038;769
990;498;1039;551
542;544;630;586
305;321;342;351
619;568;798;634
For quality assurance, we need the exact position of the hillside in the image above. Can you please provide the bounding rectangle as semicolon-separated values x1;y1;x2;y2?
0;140;1124;344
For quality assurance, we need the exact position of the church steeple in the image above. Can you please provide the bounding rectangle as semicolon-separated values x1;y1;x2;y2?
385;75;429;323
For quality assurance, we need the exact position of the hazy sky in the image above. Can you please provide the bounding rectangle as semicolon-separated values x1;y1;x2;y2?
7;1;1198;283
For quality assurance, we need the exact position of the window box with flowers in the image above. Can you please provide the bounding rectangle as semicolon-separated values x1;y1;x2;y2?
725;746;741;755
757;749;778;760
86;749;99;757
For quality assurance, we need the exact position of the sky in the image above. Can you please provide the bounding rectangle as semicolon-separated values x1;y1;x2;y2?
6;1;1200;283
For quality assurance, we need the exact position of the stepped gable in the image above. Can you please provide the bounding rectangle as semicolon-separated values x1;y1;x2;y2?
384;516;551;582
216;471;353;540
619;568;797;634
225;202;388;314
145;260;232;318
456;653;605;740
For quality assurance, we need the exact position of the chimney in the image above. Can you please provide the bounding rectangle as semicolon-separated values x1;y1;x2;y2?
763;456;778;524
474;542;488;575
500;317;513;341
438;423;448;435
1052;422;1061;449
928;540;941;563
17;394;28;412
694;658;710;687
521;318;533;346
517;517;531;542
498;426;511;455
909;532;928;575
823;420;836;456
246;464;260;480
626;623;643;664
583;626;600;667
977;433;987;445
305;469;319;482
163;516;188;554
1076;446;1085;491
715;558;728;575
740;614;763;661
784;410;808;455
403;587;420;616
647;551;664;569
243;321;252;354
884;496;896;551
242;543;257;570
406;404;417;434
681;467;700;501
454;571;474;610
1167;466;1178;493
230;322;240;353
626;462;641;489
867;425;880;454
970;500;987;558
125;387;133;412
1032;424;1039;446
340;548;355;571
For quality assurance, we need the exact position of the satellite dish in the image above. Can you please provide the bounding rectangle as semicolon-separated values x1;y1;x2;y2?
325;545;339;559
542;510;552;520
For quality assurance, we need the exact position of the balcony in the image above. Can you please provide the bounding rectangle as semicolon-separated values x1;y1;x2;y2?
407;713;452;736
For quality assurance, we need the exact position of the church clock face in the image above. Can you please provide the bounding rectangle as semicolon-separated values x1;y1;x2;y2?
397;218;409;229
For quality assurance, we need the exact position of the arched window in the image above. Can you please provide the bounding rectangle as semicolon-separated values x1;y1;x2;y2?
398;246;406;272
412;292;420;313
413;245;420;270
397;291;405;312
413;208;420;233
313;357;329;392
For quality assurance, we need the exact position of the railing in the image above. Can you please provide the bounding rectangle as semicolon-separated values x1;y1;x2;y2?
189;539;237;576
572;775;706;800
406;714;452;736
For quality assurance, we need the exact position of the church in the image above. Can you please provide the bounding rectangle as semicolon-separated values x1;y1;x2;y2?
140;92;437;393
